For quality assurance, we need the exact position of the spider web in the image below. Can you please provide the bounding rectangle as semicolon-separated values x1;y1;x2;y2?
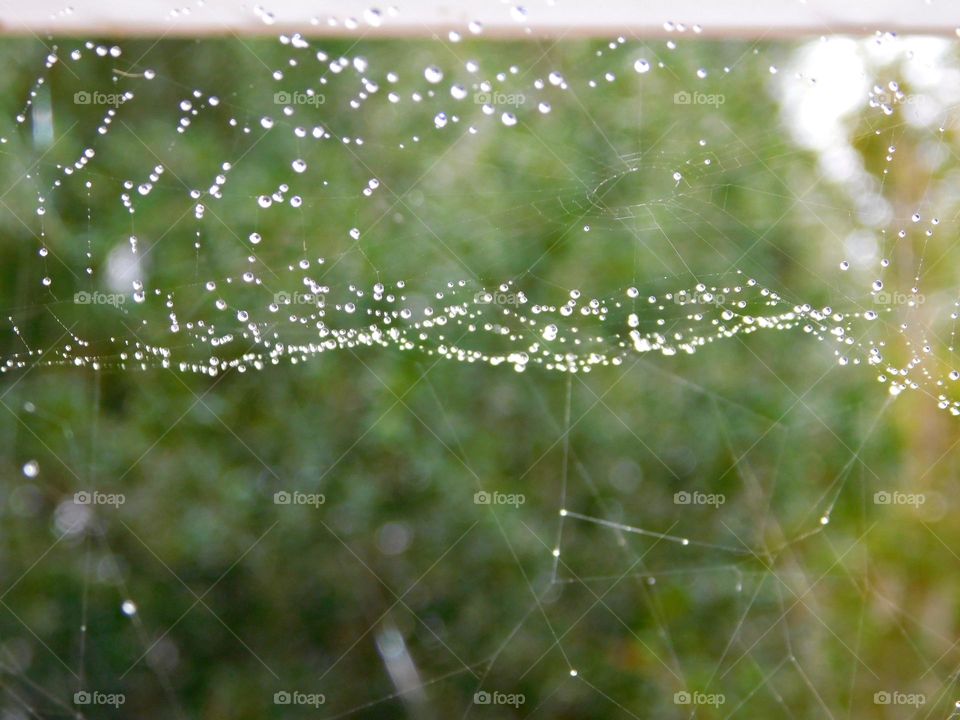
0;8;959;720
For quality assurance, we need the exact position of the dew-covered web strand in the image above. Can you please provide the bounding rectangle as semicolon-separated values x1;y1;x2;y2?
550;374;571;583
522;372;751;690
406;368;581;682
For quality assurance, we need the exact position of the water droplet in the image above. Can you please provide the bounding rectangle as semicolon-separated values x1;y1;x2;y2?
509;5;527;23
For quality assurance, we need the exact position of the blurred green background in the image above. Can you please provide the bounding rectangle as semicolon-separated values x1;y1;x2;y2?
0;33;958;719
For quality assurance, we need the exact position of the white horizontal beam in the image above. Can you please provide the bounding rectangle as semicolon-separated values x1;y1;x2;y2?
1;0;958;37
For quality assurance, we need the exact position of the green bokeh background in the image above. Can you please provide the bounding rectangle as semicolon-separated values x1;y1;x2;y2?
0;35;957;719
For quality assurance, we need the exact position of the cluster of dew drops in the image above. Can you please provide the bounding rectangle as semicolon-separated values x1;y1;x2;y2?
2;262;885;391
